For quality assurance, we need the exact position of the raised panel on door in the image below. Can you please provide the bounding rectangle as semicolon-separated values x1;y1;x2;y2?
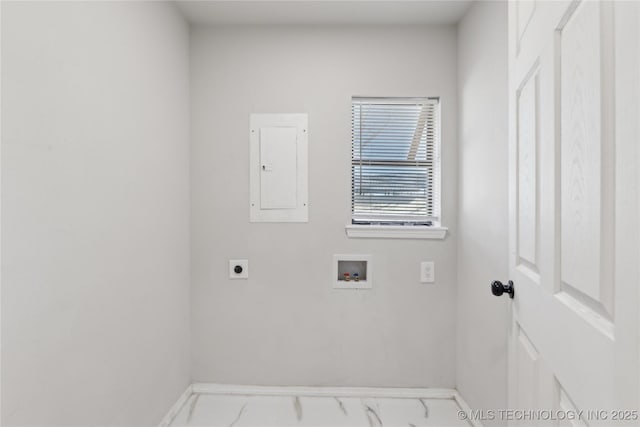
512;322;556;426
515;326;540;414
516;0;536;55
516;68;540;283
556;383;588;427
558;0;615;323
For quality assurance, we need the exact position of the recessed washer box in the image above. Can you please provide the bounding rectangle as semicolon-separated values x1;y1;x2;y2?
333;254;372;289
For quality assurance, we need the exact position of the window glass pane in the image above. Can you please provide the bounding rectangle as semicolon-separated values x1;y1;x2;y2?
351;97;439;225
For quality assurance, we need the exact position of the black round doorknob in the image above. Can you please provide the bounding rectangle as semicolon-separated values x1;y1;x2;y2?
234;265;243;274
491;280;515;299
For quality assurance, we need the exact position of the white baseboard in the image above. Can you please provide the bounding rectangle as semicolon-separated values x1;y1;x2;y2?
191;383;457;399
159;383;483;427
158;384;193;427
452;390;484;427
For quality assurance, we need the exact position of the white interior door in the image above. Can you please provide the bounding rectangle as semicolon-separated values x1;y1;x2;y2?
507;1;639;425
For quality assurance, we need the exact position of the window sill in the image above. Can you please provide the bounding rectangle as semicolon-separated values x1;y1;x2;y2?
345;225;448;240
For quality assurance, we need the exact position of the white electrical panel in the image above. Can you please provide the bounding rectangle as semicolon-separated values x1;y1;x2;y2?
250;114;308;222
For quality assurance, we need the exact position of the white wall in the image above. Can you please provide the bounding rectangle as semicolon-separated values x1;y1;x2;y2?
190;25;458;387
1;2;191;425
456;1;509;423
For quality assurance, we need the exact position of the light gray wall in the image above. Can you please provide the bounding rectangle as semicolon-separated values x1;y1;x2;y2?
456;1;509;423
190;25;458;387
1;2;191;425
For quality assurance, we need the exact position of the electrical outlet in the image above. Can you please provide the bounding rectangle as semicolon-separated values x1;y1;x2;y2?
229;259;249;279
420;261;434;283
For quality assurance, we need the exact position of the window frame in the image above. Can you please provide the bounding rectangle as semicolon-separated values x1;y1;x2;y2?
346;96;447;240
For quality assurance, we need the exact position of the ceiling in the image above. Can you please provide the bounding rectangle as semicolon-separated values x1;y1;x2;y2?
175;1;473;26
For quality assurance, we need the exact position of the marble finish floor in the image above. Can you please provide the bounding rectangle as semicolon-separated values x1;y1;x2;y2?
169;393;472;427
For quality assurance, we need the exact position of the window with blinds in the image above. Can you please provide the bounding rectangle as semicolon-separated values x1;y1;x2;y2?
351;97;440;226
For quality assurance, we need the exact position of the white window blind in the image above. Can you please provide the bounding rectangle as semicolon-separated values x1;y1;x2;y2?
351;97;440;225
